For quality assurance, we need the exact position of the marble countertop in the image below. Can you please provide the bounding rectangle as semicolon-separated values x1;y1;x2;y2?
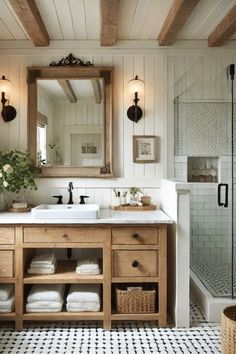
0;209;172;225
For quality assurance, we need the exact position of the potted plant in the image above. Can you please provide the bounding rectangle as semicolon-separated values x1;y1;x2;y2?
129;187;143;206
0;150;37;210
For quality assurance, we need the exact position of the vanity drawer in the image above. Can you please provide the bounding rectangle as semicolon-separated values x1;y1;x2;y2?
113;250;158;277
0;251;14;277
112;227;158;245
0;227;15;244
23;227;106;243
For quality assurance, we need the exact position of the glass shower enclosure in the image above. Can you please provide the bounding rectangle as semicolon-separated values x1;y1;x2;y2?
174;60;235;299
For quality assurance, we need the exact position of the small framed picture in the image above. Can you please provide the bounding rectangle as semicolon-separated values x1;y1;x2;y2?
133;135;156;163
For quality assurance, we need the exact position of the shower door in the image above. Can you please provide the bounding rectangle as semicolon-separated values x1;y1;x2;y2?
174;63;235;298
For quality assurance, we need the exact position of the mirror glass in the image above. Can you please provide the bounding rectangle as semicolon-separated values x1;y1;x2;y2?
27;64;113;177
36;78;104;168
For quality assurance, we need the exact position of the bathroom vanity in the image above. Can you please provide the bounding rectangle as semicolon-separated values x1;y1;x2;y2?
0;209;171;330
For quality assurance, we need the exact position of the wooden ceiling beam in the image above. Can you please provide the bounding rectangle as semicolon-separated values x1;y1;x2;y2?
91;80;102;104
158;0;200;46
58;80;77;103
208;4;236;47
100;0;120;46
9;0;49;46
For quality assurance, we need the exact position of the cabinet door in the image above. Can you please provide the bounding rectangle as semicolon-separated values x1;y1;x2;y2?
0;251;14;277
113;250;158;277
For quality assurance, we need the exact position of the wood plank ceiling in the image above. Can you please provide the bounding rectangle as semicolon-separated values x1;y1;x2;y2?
0;0;236;47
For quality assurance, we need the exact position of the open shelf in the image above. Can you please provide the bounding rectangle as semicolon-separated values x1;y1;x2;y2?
0;278;16;283
0;312;16;321
111;311;159;321
112;277;159;283
24;260;103;284
23;311;104;321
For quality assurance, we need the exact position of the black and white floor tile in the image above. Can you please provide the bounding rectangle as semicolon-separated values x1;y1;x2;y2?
191;262;236;297
0;299;221;354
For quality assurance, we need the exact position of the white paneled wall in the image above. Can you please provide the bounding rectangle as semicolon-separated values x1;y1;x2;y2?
0;50;236;207
0;53;166;206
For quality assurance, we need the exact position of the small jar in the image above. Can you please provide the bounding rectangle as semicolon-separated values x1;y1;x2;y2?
130;195;138;206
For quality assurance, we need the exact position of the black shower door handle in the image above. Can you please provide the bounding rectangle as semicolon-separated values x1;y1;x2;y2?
217;183;228;207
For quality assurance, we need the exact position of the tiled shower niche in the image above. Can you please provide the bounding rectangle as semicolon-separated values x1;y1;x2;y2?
187;157;218;183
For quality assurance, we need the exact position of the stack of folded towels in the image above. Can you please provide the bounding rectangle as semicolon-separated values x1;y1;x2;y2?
26;284;65;312
28;253;57;274
0;284;15;313
66;284;100;312
76;258;101;275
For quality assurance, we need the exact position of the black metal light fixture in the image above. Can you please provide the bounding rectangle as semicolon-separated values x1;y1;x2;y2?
0;75;17;122
127;75;144;123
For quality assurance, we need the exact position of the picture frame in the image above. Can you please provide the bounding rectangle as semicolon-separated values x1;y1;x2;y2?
133;135;156;163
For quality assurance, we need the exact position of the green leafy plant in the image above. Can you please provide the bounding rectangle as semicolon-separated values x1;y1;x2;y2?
129;187;143;197
0;150;37;193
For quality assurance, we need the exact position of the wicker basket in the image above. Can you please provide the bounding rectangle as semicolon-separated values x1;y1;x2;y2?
115;286;156;313
221;306;236;354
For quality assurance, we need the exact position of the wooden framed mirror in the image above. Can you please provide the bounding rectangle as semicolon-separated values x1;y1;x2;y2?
27;58;113;177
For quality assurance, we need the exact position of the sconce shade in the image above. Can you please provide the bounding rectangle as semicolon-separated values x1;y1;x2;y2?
0;75;16;122
128;75;144;94
0;76;11;97
127;75;144;123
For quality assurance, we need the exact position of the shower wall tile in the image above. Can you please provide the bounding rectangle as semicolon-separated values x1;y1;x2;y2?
175;102;233;156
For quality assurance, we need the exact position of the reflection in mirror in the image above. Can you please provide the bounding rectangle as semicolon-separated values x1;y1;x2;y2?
36;79;105;168
27;64;113;177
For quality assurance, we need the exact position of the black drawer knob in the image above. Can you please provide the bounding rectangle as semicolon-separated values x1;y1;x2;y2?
132;260;139;268
132;233;139;239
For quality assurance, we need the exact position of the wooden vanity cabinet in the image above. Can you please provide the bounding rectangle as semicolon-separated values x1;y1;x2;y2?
0;227;16;323
111;225;167;325
0;224;167;330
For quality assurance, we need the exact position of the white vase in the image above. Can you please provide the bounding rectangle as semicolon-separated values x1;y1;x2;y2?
0;192;7;211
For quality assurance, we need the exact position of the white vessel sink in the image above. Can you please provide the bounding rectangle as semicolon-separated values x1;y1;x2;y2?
31;204;99;219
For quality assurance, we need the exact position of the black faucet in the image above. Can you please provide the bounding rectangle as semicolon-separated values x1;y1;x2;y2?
68;182;74;204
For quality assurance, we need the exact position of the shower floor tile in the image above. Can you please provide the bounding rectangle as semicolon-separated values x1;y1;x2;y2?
0;298;221;354
191;263;236;297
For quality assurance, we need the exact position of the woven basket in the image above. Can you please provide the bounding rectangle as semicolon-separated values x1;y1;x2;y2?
115;287;156;313
221;306;236;354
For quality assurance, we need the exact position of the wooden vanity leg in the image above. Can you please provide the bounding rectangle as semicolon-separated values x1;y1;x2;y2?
158;225;167;327
103;230;111;330
15;227;24;331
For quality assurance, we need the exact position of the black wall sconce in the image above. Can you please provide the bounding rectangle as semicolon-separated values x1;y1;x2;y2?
127;75;144;123
0;76;17;122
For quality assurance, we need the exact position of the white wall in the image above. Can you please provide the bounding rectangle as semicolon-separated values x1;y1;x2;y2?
0;47;235;206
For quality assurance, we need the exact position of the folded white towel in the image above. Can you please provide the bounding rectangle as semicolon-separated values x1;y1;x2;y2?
27;284;65;303
26;301;62;312
76;268;101;275
30;258;56;270
0;284;14;301
26;301;63;312
76;259;100;271
0;295;15;312
67;284;100;303
31;253;56;266
67;301;100;312
27;267;56;275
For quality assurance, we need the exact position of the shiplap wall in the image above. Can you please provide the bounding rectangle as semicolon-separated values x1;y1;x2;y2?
0;50;235;207
0;53;166;205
